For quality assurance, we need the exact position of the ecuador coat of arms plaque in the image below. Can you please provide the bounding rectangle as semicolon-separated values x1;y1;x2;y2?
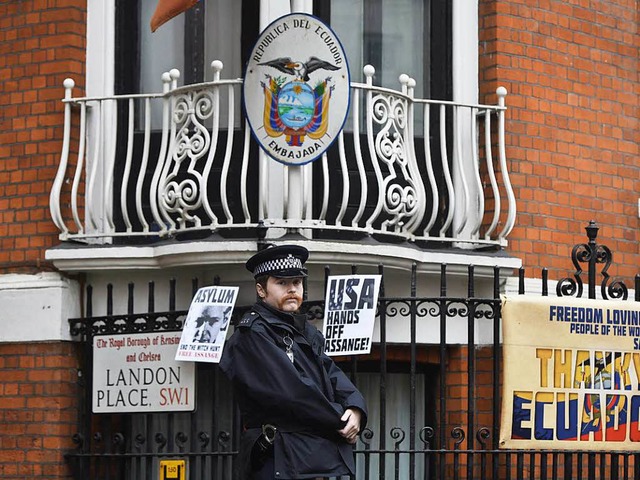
244;13;350;166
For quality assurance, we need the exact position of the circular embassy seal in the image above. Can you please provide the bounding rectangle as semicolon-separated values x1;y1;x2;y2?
244;13;350;166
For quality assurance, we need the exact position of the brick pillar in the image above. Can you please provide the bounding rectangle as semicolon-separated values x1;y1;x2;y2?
0;343;80;479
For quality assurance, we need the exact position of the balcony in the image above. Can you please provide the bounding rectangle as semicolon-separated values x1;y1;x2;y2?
49;62;515;254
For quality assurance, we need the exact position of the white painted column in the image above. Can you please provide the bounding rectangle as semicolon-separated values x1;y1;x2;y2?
0;273;81;342
284;0;310;223
258;0;312;235
452;0;480;245
86;0;116;240
258;1;288;232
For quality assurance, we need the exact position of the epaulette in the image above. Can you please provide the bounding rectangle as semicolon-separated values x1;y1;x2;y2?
237;311;261;329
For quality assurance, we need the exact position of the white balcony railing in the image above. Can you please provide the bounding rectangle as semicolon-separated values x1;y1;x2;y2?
50;61;515;248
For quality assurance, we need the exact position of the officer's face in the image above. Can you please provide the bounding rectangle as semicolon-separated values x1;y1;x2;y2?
257;276;304;312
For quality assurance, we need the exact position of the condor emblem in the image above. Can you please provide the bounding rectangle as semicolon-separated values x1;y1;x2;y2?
244;13;350;166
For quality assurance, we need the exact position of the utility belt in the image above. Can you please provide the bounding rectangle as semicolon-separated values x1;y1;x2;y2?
247;423;335;452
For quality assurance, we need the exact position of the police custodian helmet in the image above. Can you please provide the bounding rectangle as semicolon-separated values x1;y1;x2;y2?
245;245;309;279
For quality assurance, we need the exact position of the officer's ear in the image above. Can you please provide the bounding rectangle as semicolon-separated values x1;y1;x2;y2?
256;282;266;299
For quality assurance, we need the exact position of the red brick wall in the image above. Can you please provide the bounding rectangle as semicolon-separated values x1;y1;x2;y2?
444;346;496;447
0;1;86;274
0;342;80;479
479;0;639;284
0;12;86;476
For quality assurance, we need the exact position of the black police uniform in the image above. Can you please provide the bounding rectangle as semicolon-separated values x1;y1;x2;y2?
220;298;368;479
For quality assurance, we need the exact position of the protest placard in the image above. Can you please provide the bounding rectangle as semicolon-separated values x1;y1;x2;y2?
322;274;381;356
500;295;640;450
175;285;239;363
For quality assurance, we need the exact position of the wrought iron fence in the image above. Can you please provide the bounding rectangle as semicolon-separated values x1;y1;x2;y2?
66;224;640;479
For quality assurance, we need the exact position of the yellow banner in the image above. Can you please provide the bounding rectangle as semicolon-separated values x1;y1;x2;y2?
500;295;640;450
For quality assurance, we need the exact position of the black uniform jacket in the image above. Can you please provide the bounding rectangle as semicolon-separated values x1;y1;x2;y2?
220;301;368;479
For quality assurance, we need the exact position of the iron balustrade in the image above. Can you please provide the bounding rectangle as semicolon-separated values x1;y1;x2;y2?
50;62;515;248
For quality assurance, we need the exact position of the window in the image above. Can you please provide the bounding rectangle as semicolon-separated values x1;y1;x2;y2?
345;362;438;480
106;1;456;242
115;1;450;107
116;0;258;94
315;0;452;102
311;1;452;239
111;0;261;239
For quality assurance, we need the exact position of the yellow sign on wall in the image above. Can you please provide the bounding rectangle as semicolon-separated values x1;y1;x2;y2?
500;295;640;450
160;459;186;480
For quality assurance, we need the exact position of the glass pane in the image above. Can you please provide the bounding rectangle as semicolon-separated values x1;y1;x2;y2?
140;0;185;92
381;0;424;98
204;0;243;81
356;372;426;479
330;0;424;96
204;0;243;129
139;0;185;130
329;0;365;83
329;0;426;133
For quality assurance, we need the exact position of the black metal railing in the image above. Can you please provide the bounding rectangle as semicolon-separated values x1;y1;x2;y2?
66;222;640;479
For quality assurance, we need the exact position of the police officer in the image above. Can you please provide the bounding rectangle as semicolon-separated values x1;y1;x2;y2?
220;245;367;479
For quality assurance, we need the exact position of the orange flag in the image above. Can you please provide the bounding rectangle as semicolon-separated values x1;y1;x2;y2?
150;0;199;32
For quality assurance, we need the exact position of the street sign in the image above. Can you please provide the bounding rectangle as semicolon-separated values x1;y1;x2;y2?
159;459;186;480
93;332;196;413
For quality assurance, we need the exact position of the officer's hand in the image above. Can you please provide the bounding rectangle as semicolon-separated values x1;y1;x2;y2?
338;408;362;444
